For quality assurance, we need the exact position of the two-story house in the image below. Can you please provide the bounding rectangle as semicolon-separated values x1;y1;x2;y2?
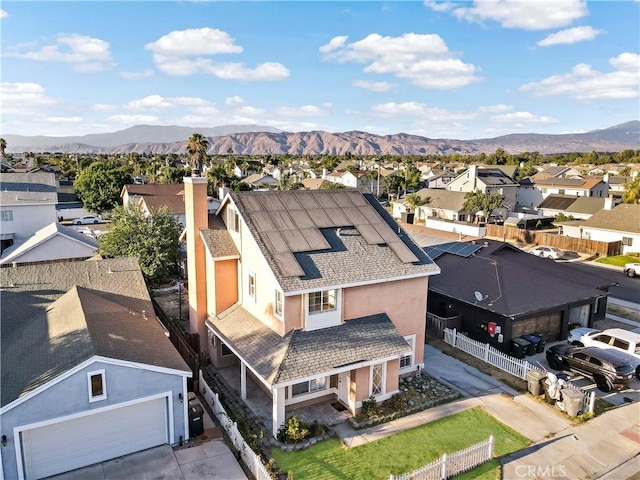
446;165;518;215
0;173;59;254
182;178;439;436
517;177;608;212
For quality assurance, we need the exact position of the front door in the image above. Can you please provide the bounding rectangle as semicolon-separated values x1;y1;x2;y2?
338;371;350;408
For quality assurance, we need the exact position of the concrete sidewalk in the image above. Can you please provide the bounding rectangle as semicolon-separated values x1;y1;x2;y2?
334;344;640;479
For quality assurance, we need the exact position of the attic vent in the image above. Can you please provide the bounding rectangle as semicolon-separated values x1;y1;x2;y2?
483;241;489;248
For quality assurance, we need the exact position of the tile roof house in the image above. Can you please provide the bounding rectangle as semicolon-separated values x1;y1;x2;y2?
579;203;640;255
0;257;191;479
0;222;98;266
182;178;439;436
0;172;59;254
427;240;610;353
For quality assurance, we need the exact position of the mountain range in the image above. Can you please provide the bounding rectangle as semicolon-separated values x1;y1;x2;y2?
3;121;639;156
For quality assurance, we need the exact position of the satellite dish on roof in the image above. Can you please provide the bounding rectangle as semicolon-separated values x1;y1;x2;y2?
474;291;488;302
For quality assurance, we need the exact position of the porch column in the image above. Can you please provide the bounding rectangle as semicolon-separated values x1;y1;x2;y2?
240;361;247;400
272;386;285;438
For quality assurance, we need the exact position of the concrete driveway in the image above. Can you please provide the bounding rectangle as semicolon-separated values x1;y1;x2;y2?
50;441;247;480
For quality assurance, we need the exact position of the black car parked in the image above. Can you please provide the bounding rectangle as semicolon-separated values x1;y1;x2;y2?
545;344;635;392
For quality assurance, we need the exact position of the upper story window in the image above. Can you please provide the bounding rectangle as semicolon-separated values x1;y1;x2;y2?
274;290;283;317
1;210;13;222
308;289;336;314
87;370;106;402
228;208;239;233
248;272;256;299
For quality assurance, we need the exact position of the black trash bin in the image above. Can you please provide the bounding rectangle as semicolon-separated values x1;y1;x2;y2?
532;332;546;353
522;334;542;355
511;337;531;359
189;402;204;438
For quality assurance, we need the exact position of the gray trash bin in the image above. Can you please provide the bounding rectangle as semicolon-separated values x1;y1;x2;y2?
561;389;584;417
527;370;547;396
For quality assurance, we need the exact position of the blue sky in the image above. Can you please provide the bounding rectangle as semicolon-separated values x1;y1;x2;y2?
2;1;639;139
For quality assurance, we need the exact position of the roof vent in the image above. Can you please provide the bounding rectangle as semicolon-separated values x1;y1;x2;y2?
483;241;489;248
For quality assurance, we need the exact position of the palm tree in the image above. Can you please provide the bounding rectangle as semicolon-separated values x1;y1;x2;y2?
404;193;430;222
186;133;209;176
0;138;6;159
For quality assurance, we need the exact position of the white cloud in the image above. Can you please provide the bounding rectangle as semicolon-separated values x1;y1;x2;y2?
1;8;8;18
124;94;211;110
426;0;588;30
225;96;245;105
237;105;266;116
9;34;115;72
371;102;479;121
490;111;558;124
352;80;394;92
320;33;480;89
1;82;59;115
519;52;640;100
45;116;83;124
145;28;289;81
319;35;348;53
92;104;117;112
276;105;330;117
478;104;513;113
537;26;603;47
119;69;154;80
108;114;161;125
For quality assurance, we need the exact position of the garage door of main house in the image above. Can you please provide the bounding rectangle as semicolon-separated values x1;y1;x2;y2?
18;397;168;480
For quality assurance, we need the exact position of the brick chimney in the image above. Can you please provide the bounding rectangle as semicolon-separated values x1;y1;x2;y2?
184;176;209;352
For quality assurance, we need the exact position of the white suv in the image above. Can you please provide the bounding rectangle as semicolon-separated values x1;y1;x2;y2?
568;327;640;379
623;262;640;278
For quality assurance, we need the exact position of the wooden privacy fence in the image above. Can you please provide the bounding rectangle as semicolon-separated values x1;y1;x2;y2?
486;224;621;257
199;371;273;480
427;313;461;338
389;436;494;480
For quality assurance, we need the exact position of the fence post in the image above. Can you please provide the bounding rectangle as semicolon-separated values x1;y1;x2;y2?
483;343;489;361
452;328;457;347
441;453;447;480
588;391;595;414
488;435;494;459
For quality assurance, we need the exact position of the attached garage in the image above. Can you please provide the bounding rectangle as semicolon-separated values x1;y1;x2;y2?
20;396;169;480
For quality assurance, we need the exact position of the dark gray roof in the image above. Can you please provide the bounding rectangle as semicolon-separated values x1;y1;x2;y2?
477;168;517;186
582;203;640;234
208;306;409;385
537;195;577;211
1;257;190;407
429;240;610;318
228;190;438;293
0;172;58;205
201;214;240;258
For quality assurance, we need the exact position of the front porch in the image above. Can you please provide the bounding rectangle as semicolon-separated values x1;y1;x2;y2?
206;364;352;435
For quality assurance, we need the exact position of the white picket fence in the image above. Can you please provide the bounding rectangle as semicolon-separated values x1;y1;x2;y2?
199;371;273;480
389;435;494;480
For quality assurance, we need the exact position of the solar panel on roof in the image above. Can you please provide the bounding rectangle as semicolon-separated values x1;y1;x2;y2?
388;241;419;263
307;208;335;228
295;193;321;210
341;207;368;225
300;228;331;250
355;223;385;244
273;253;305;277
324;208;350;226
270;211;298;231
423;241;481;259
282;229;311;252
250;211;276;232
263;231;290;253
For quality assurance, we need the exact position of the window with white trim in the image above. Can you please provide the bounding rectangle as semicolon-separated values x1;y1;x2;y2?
228;208;239;233
274;290;283;317
88;370;106;402
248;272;256;299
622;236;633;247
371;363;384;396
400;335;415;370
0;210;13;222
291;377;327;397
308;289;336;314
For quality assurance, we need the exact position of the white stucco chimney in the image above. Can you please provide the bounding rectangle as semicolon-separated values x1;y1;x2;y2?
603;196;615;210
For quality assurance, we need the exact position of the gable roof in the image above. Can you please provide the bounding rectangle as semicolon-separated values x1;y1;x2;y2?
301;178;326;190
537;195;577;211
477;168;518;186
581;203;640;234
0;222;98;265
429;240;609;318
0;257;189;407
139;193;185;215
566;196;606;215
418;189;466;211
221;190;438;293
209;307;409;386
121;183;184;198
523;176;602;190
0;172;58;206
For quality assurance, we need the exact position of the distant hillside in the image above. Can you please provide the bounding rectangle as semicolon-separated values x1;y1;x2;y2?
4;121;639;155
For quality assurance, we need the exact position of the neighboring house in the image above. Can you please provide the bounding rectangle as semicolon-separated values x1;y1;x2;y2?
0;222;98;266
424;170;456;189
517;177;608;211
534;165;582;179
578;203;640;254
536;195;616;220
0;172;59;254
240;173;279;189
446;165;518;214
0;257;191;480
607;176;630;198
427;240;610;353
56;179;91;221
232;160;263;179
300;178;327;190
392;189;467;223
182;179;440;436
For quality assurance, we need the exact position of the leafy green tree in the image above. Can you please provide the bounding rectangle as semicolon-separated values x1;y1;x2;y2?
73;161;131;214
275;173;303;191
515;162;538;181
405;192;430;222
186;133;209;175
0;138;6;158
622;176;640;204
463;190;504;223
98;204;182;284
320;181;345;189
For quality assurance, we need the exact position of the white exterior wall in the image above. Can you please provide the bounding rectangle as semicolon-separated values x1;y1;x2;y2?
424;218;486;237
516;185;541;210
1;235;97;264
0;204;57;240
581;228;640;255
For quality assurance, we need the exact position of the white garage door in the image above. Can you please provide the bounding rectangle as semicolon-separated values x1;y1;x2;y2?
21;397;168;480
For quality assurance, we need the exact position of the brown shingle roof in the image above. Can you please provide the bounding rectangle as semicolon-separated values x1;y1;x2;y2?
581;203;640;234
201;214;239;259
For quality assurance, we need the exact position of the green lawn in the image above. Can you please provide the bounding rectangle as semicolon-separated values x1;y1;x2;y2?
595;255;638;267
271;408;530;480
